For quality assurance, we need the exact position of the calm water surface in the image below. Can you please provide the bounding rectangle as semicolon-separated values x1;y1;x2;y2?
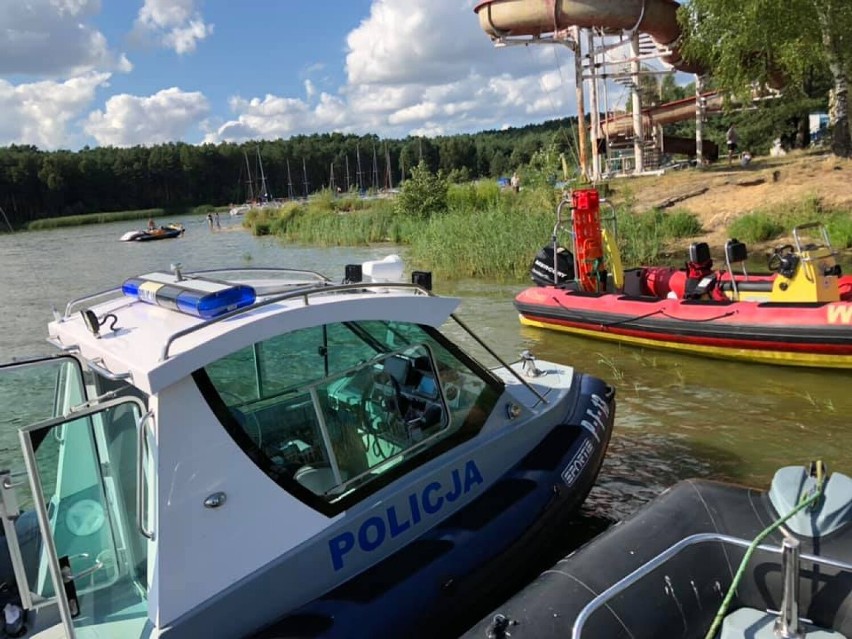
1;214;850;526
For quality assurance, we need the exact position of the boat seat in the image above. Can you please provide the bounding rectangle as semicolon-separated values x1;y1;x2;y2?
718;280;774;293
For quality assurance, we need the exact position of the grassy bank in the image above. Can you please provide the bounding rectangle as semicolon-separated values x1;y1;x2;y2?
727;196;852;248
26;204;228;231
244;184;704;280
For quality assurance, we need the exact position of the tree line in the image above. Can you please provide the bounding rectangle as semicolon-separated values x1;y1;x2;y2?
0;121;578;227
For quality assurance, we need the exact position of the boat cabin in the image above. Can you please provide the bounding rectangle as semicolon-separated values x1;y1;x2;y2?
0;258;612;638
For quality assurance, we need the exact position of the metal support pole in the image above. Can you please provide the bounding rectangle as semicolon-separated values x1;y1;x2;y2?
775;537;806;639
572;26;588;181
630;32;644;174
586;29;601;182
695;74;705;166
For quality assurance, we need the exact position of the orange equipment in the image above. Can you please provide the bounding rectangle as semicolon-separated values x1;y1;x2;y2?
571;189;607;292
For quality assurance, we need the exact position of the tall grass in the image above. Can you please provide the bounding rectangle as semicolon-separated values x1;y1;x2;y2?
727;195;852;248
409;206;553;280
615;207;703;265
242;184;703;279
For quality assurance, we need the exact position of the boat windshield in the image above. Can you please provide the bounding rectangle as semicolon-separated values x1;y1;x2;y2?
197;320;501;513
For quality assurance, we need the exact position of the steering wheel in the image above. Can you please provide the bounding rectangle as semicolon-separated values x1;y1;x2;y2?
371;370;405;418
767;244;795;272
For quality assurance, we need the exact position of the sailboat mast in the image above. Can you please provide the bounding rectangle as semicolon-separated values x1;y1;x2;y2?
345;156;351;192
256;146;270;201
372;143;379;191
384;143;393;190
244;150;255;202
302;158;309;198
287;159;295;200
356;145;363;192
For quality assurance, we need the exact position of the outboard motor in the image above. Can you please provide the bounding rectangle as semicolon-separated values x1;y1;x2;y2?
684;242;724;301
530;245;574;287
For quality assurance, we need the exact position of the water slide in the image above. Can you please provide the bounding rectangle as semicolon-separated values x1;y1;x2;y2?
474;0;701;74
601;92;723;136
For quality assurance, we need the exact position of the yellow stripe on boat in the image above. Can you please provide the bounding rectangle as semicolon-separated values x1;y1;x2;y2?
519;315;852;369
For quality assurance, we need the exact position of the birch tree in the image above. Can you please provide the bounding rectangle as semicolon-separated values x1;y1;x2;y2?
679;0;852;157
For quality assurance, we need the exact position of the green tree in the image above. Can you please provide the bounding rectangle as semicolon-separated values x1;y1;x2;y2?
680;0;852;156
395;161;448;218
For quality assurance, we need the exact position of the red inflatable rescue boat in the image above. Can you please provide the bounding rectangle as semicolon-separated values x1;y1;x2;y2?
516;189;852;369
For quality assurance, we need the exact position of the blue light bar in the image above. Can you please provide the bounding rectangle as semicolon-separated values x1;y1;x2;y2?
122;272;256;319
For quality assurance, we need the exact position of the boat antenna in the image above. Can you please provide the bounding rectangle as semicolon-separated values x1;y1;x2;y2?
0;205;60;321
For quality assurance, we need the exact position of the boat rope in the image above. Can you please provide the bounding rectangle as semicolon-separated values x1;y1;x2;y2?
659;309;737;322
551;296;664;328
550;295;737;329
703;461;827;639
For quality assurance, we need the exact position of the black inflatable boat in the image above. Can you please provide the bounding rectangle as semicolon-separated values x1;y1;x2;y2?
465;463;852;639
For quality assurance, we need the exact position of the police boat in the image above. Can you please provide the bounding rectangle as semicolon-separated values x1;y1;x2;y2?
0;255;614;639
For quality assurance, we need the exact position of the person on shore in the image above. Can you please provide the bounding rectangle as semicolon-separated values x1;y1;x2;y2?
510;172;520;193
726;125;738;166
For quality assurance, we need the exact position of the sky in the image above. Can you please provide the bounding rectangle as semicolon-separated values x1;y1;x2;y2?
0;0;637;150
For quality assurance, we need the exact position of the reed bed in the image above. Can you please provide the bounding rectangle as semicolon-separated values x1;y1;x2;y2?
26;205;227;230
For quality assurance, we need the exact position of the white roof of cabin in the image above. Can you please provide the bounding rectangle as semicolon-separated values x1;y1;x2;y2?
48;287;460;395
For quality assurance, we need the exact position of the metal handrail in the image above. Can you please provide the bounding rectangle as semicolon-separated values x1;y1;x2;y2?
571;532;852;639
63;287;124;320
185;266;331;283
87;358;132;382
160;281;430;361
451;313;548;405
136;410;155;540
792;222;834;255
62;266;333;320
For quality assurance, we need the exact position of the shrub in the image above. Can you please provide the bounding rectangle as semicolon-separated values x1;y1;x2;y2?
395;161;448;218
661;209;703;238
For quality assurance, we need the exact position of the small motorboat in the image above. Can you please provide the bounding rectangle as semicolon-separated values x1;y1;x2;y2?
121;223;185;242
229;203;251;217
0;255;615;638
464;460;852;639
516;188;852;368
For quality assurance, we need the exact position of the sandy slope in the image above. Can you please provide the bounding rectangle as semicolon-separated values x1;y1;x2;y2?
608;150;852;256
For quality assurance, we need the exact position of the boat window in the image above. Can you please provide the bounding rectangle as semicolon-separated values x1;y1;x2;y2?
197;320;502;514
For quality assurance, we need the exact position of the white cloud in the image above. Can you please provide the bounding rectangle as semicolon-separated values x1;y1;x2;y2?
0;73;111;149
134;0;214;55
206;0;576;143
84;88;210;146
0;0;129;76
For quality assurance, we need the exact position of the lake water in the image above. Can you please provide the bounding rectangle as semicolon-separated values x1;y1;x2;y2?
1;213;850;527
